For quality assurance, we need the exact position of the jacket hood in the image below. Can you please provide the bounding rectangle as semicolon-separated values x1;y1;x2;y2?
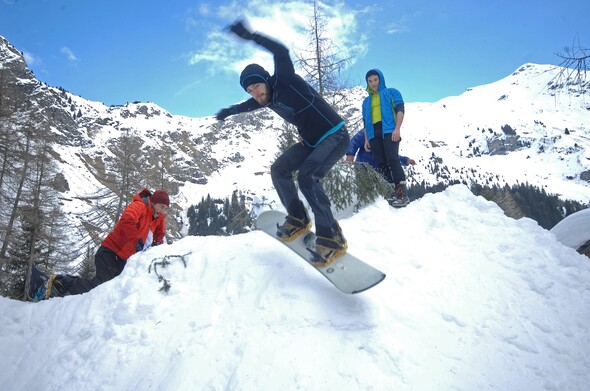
366;68;387;94
135;189;154;209
137;188;153;200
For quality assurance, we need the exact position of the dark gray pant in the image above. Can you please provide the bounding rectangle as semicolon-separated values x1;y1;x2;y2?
370;133;405;185
271;127;349;237
64;246;126;295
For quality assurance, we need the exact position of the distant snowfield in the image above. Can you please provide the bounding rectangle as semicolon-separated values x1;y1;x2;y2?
2;186;589;391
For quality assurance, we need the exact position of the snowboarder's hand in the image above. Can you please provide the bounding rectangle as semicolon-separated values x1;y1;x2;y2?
228;20;253;40
152;241;162;247
215;107;233;121
135;239;144;252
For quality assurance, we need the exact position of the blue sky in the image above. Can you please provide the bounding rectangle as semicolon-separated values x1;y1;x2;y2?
1;0;588;118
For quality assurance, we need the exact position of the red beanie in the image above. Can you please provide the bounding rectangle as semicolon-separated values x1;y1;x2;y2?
151;190;170;207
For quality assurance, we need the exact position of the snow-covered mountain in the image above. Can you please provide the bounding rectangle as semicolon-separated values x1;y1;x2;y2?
2;35;590;391
1;35;589;240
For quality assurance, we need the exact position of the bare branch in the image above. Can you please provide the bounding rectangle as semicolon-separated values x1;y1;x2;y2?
550;36;589;96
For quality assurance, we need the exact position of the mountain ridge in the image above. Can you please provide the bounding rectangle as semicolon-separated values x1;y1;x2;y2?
1;35;589;246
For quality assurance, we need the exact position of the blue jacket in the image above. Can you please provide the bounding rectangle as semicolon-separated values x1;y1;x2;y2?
346;131;409;169
362;69;404;140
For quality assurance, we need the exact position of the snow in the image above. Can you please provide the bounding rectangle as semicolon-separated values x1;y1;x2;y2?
2;37;590;388
551;208;590;249
1;185;589;390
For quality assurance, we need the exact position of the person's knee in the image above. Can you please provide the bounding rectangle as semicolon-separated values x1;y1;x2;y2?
297;170;314;190
271;158;290;180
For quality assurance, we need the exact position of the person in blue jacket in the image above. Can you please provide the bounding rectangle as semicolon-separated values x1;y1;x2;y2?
345;130;415;178
215;20;349;264
362;69;408;206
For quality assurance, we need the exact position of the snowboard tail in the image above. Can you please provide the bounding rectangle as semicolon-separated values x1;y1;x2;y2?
255;210;385;294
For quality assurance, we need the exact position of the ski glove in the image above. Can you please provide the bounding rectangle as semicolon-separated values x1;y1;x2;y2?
135;239;144;252
215;107;235;121
229;20;254;40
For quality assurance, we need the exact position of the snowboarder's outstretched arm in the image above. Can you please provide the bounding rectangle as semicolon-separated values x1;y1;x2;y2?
215;19;294;121
215;99;261;121
228;20;294;80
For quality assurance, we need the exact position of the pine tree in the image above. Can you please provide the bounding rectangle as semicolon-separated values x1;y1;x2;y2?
78;246;96;280
276;122;299;155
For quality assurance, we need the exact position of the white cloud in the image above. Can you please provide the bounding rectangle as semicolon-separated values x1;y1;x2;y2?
60;47;78;62
188;0;368;77
386;12;419;34
22;50;37;66
198;3;211;16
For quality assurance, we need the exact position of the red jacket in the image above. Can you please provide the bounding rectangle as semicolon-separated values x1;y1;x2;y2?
101;189;166;261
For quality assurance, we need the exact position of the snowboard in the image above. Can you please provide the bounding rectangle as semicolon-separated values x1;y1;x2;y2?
255;210;386;294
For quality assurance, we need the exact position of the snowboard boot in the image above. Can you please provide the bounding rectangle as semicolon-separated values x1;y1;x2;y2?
276;214;312;242
44;275;69;299
309;222;347;265
389;181;409;207
332;221;348;252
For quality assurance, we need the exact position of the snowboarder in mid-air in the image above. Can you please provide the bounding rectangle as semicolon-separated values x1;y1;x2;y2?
215;19;349;264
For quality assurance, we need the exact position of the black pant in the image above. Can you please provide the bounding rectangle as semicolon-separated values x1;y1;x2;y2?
369;122;405;185
271;127;349;237
64;246;126;295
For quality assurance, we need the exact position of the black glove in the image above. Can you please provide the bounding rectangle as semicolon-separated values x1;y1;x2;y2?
152;241;162;247
229;20;254;40
215;107;234;121
135;239;144;252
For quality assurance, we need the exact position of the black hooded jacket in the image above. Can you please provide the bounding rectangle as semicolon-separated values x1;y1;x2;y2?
228;34;344;146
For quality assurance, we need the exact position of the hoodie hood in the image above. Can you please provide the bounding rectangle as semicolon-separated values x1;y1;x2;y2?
365;68;387;94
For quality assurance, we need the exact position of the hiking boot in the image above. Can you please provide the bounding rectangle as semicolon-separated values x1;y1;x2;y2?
389;181;410;207
276;214;311;242
385;182;398;202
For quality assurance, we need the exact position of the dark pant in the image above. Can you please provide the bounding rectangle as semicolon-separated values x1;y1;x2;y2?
271;127;349;237
64;246;126;295
369;123;405;185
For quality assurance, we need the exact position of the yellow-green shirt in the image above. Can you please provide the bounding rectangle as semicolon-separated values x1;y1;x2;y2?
370;91;382;124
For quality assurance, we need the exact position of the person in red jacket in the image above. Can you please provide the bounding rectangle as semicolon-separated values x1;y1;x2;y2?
49;189;169;297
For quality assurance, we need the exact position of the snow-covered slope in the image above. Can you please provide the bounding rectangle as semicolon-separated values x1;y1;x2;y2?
1;186;589;390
